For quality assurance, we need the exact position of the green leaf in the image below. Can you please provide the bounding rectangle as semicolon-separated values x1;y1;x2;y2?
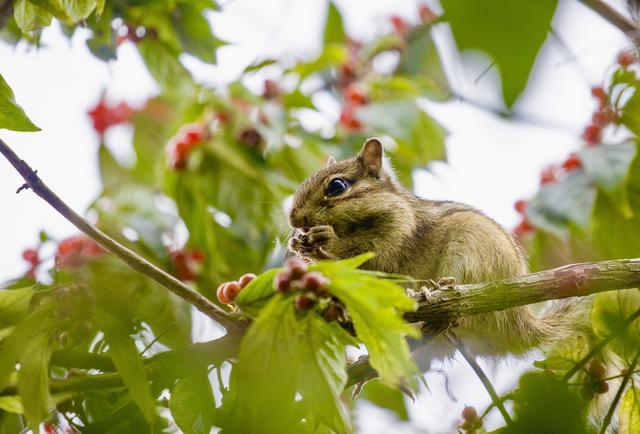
13;0;53;33
620;386;640;434
235;268;280;317
170;368;215;434
137;39;195;95
173;3;220;64
0;397;23;414
294;44;348;78
0;287;34;328
297;316;355;433
62;0;98;22
533;333;590;375
323;1;345;45
358;379;408;420
0;73;39;131
442;0;557;107
96;309;155;423
505;372;587;434
395;24;450;101
18;333;54;432
579;141;637;217
591;289;640;358
526;171;595;237
315;260;419;386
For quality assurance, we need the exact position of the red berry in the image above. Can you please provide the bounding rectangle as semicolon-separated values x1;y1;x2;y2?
57;236;104;269
540;166;557;185
588;360;606;379
390;15;410;35
461;406;478;421
274;271;292;293
591;86;606;102
284;257;308;279
182;128;204;147
343;84;367;106
217;283;230;304
237;127;264;150
595;381;609;394
87;98;134;135
591;108;611;127
22;248;39;265
418;4;438;23
170;249;203;281
223;281;242;303
513;218;535;237
239;273;257;288
294;293;315;311
263;79;280;99
301;271;328;292
339;105;363;131
561;153;582;172
582;124;602;145
44;424;56;434
216;111;232;125
514;200;527;214
617;50;637;68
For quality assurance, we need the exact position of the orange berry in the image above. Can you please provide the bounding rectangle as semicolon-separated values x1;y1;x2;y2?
217;283;229;304
561;153;582;172
223;281;242;303
239;273;257;288
274;271;292;293
514;200;527;214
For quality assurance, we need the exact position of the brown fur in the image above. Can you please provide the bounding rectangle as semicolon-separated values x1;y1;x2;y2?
289;138;583;363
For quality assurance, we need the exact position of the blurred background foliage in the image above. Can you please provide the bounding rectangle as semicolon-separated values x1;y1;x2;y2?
1;0;640;433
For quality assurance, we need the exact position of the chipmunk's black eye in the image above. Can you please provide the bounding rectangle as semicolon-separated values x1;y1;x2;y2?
326;178;350;196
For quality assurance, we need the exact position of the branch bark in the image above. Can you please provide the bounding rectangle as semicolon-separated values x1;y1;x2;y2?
0;138;245;333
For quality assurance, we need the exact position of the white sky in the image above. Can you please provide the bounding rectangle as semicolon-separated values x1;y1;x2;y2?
0;0;631;432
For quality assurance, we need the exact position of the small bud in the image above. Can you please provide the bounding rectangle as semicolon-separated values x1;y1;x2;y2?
294;293;315;311
274;271;292;293
284;257;308;279
223;281;242;303
301;271;328;292
217;283;229;304
239;273;257;288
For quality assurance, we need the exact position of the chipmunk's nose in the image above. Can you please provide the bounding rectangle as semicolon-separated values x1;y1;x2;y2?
288;207;310;229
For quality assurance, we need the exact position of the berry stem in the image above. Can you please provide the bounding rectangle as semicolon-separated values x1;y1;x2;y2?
446;332;513;426
0;137;245;333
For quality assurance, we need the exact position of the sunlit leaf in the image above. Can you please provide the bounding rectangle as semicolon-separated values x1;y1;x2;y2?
170;368;216;434
323;1;345;45
591;289;640;357
358;379;409;420
620;386;640;434
0;73;39;131
442;0;557;107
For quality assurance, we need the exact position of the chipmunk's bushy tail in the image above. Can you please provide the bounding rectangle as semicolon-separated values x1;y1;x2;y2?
530;296;595;349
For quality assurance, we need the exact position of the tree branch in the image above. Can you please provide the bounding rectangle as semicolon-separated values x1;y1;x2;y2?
404;258;640;326
578;0;640;43
0;138;245;333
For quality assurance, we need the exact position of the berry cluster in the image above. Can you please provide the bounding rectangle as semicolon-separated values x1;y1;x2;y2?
22;247;39;278
167;123;207;170
459;406;482;433
581;360;609;399
339;83;368;131
275;258;347;321
87;97;134;136
582;85;617;146
56;235;105;269
170;248;205;281
216;273;256;305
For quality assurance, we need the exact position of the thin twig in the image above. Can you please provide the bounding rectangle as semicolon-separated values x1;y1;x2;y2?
578;0;640;43
446;332;512;425
0;137;244;333
599;350;640;434
562;307;640;382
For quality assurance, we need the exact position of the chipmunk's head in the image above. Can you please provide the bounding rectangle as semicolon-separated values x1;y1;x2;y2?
288;138;404;234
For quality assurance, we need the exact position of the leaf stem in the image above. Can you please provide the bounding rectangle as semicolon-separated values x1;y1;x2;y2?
599;349;640;434
446;332;513;425
577;0;640;43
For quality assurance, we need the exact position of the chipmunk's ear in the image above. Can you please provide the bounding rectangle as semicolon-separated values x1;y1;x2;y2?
359;137;384;177
325;155;336;167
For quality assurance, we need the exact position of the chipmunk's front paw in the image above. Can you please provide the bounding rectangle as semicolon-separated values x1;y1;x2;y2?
288;226;339;260
437;276;456;289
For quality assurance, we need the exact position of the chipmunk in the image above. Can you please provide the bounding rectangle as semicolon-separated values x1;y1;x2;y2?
288;137;583;362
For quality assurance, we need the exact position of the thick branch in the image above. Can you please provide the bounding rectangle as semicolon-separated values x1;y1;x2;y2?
578;0;640;43
404;258;640;325
0;138;244;333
